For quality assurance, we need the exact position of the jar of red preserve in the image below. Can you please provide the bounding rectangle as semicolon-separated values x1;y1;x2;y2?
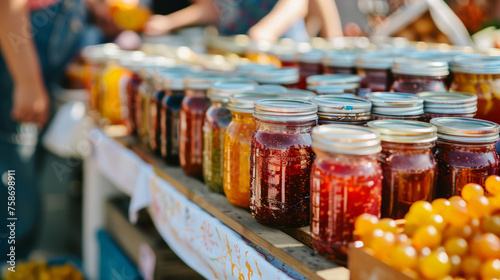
179;74;223;176
366;92;424;121
306;74;361;96
431;117;500;197
298;50;323;90
356;52;396;98
322;51;357;74
251;67;299;89
310;95;371;125
310;125;382;260
250;99;318;227
391;58;449;93
416;91;477;122
367;120;437;219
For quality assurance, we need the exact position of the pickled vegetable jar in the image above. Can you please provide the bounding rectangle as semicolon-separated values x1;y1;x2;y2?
298;50;323;90
416;91;477;122
306;74;360;96
223;93;283;208
366;92;424;121
356;52;395;98
450;55;500;124
179;74;223;176
203;82;256;193
322;51;357;74
250;100;318;227
391;58;449;93
431;117;500;197
310;125;382;260
310;95;371;125
251;67;299;89
368;120;437;219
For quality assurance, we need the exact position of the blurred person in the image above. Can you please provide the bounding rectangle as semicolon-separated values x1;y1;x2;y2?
143;0;312;42
0;0;83;259
304;0;343;38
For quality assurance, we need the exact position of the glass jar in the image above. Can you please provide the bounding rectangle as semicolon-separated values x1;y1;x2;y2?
431;117;500;197
251;67;299;89
450;55;500;124
367;92;424;121
179;74;223;176
310;95;371;125
223;93;283;208
322;51;357;74
416;91;477;122
405;50;464;87
101;53;131;125
136;68;157;146
284;89;316;101
356;52;396;98
306;74;361;96
236;63;275;79
391;58;449;93
310;125;382;260
367;120;438;219
313;85;357;98
270;44;299;68
298;50;323;90
250;100;318;227
203;82;256;193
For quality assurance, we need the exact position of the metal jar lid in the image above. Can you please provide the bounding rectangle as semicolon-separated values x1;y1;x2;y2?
356;52;396;69
252;85;288;94
82;43;120;64
310;96;371;114
236;63;276;76
405;50;464;64
208;82;256;102
284;89;316;101
416;91;478;114
162;73;188;91
322;51;357;67
451;54;500;74
254;99;318;122
367;120;437;143
366;92;424;116
306;74;361;91
228;93;283;114
313;85;357;96
430;117;500;143
270;44;298;62
251;67;299;85
311;125;381;155
299;50;324;63
392;58;449;76
184;74;224;90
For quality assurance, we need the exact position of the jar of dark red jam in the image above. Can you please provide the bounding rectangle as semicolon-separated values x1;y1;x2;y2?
366;92;424;121
203;82;256;193
416;91;477;122
179;74;223;176
431;118;500;197
250;99;318;227
310;125;382;260
367;120;437;219
251;67;299;89
306;74;361;96
322;51;357;74
406;50;464;87
160;73;186;164
391;58;449;93
298;50;323;90
310;95;372;125
356;52;396;98
284;89;316;101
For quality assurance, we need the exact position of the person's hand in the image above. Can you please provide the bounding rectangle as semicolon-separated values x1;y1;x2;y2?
143;15;172;36
11;83;49;128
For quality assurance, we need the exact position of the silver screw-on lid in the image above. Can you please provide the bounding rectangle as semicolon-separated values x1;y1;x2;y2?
228;93;283;114
307;74;361;92
366;92;424;116
236;63;276;76
254;99;318;122
322;51;357;67
312;125;382;155
183;74;224;90
356;52;397;69
430;117;500;143
208;82;256;102
284;89;316;101
251;67;299;85
451;54;500;74
392;58;449;76
310;96;371;114
367;120;437;143
299;49;324;63
416;91;477;114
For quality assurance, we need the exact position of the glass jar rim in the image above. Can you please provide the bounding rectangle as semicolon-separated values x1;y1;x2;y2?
312;124;381;155
367;120;437;143
392;58;449;76
430;117;500;143
254;99;318;122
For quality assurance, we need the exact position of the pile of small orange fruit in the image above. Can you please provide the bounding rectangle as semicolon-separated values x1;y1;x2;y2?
354;175;500;280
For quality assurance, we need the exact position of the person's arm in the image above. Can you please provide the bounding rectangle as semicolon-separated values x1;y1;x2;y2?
0;0;49;126
247;0;309;42
310;0;343;39
143;0;218;36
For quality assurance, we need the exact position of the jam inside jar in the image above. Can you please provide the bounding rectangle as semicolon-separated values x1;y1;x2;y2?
310;125;382;260
356;53;396;98
368;120;438;219
391;58;449;93
431;117;500;197
250;100;318;227
298;50;323;90
322;51;357;74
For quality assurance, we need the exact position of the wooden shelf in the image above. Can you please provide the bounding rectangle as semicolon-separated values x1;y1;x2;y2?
116;136;349;280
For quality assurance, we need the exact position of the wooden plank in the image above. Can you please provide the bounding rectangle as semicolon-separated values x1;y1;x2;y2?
116;136;349;280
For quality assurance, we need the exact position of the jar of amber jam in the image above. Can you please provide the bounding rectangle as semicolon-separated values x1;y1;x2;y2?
367;120;437;219
356;52;396;98
298;50;324;90
450;55;500;124
322;51;357;74
310;125;382;260
160;73;186;164
431;118;500;197
391;58;449;93
284;89;316;101
367;92;424;121
179;74;223;176
416;91;477;122
306;74;361;96
223;93;283;208
310;95;371;125
250;100;318;227
203;82;256;193
251;67;299;89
